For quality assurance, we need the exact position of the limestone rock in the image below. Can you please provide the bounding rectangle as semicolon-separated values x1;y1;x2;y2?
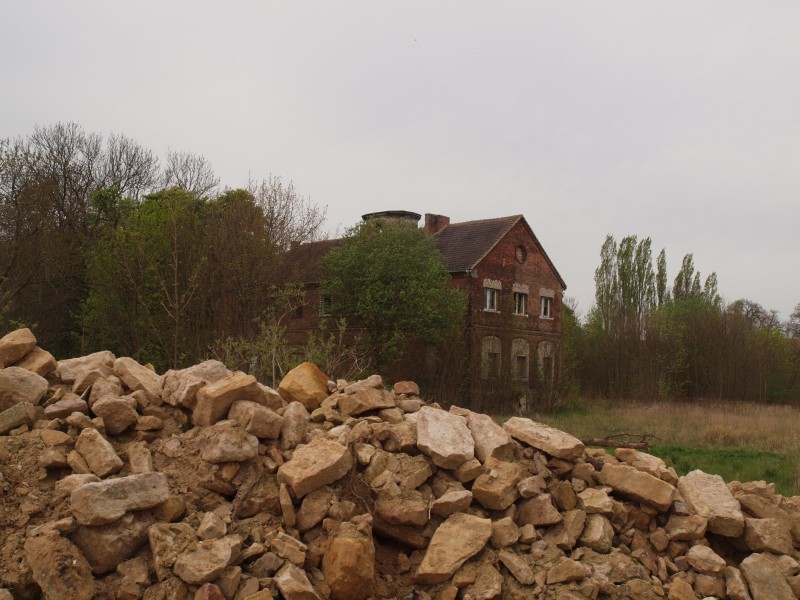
74;427;123;477
198;512;227;540
498;550;535;585
431;489;473;518
198;421;259;463
173;535;243;585
471;457;526;510
56;351;114;383
70;472;170;525
323;521;375;600
24;532;96;600
229;400;284;439
71;510;153;574
415;513;492;584
13;346;57;376
416;406;474;469
376;488;429;527
114;357;161;404
516;494;563;527
0;327;36;367
724;566;753;600
44;395;88;419
463;563;503;600
740;552;796;600
490;517;520;548
598;463;676;511
503;416;584;460
280;401;310;450
577;488;613;514
465;410;515;462
296;487;334;532
393;380;419;395
160;360;229;409
685;544;725;575
0;401;40;435
277;438;353;498
271;532;308;565
193;371;263;426
277;362;330;411
274;562;323;600
546;559;588;584
545;509;586;551
579;514;614;553
678;470;745;537
0;366;48;411
665;515;708;541
148;522;197;581
91;395;139;435
743;517;794;555
339;387;395;416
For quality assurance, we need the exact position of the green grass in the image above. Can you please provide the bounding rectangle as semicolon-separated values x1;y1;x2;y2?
505;398;800;497
648;445;799;497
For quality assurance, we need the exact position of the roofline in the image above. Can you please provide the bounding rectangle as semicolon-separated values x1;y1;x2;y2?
439;214;567;290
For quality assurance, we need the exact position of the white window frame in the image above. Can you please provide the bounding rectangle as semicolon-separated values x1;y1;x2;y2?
540;296;552;319
513;292;527;316
484;287;498;311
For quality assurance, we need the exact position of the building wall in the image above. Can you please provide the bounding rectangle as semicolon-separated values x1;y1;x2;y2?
456;220;565;411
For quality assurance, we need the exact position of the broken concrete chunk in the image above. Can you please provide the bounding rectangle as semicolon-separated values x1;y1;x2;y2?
416;405;474;469
415;513;492;584
503;416;584;460
277;438;353;498
70;472;170;525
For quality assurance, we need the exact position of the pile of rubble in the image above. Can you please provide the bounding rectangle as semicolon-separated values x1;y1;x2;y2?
1;327;800;600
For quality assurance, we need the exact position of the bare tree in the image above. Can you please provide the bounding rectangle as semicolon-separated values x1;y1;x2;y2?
162;149;219;198
247;175;327;251
101;133;160;200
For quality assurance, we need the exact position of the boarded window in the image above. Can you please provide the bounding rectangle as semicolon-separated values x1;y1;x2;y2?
512;338;530;380
481;336;502;379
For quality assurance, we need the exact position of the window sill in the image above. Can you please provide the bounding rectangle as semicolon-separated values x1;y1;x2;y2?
482;308;500;313
513;313;529;318
539;316;554;320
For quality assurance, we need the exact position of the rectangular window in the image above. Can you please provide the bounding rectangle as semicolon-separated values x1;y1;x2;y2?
484;287;497;311
540;296;552;318
513;292;527;315
294;304;304;319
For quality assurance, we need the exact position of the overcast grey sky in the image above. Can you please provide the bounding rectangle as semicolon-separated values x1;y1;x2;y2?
2;1;798;320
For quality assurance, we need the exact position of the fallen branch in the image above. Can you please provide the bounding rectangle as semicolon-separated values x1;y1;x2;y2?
580;438;650;450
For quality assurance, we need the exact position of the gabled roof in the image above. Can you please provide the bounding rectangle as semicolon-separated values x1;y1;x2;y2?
433;215;567;290
275;214;566;290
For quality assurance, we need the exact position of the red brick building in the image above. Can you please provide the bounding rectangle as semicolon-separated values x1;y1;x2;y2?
277;211;567;411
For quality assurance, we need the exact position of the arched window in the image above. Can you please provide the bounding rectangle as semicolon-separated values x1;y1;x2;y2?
481;336;501;380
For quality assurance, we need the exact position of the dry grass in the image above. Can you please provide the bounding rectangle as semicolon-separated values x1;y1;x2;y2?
528;399;800;454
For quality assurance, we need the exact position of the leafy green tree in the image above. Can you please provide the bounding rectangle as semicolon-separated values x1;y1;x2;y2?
319;220;466;375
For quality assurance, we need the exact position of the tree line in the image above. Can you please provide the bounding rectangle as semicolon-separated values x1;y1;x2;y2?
563;234;800;403
0;123;326;371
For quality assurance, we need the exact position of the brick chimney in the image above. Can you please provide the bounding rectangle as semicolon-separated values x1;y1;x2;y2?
424;214;450;235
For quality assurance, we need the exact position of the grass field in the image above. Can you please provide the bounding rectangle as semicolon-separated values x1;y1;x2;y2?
525;399;800;496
